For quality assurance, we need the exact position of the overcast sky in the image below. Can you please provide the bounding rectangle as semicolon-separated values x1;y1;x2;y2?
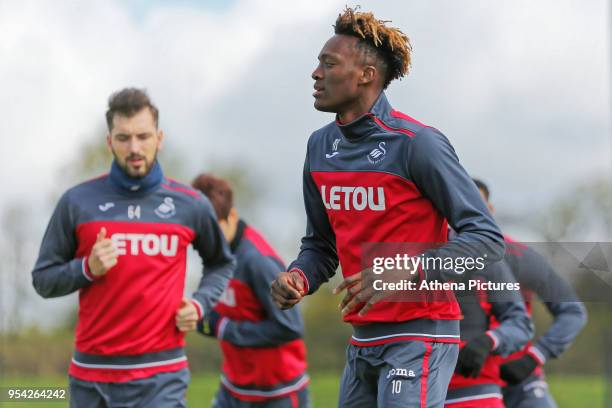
0;0;610;326
1;0;609;215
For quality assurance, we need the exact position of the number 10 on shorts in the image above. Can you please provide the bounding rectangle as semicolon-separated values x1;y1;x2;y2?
391;380;402;394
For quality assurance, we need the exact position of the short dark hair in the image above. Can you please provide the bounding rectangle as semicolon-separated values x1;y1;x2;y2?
105;88;159;131
334;7;412;89
191;173;233;220
472;178;490;200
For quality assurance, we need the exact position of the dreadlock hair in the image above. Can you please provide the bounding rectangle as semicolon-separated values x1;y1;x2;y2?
334;6;412;89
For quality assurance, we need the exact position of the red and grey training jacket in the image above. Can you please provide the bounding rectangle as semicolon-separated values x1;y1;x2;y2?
212;220;308;402
446;261;533;404
288;92;505;346
32;161;235;383
501;236;587;381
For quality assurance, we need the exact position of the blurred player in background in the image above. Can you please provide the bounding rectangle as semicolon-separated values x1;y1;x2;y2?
473;178;587;408
193;173;309;407
271;7;505;407
32;88;235;407
445;260;533;407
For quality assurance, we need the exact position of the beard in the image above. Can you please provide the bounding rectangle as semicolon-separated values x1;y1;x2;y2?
112;149;158;179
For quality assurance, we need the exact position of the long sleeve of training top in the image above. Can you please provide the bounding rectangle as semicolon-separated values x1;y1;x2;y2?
484;262;534;357
32;190;95;298
191;196;237;319
220;254;304;347
407;127;505;282
287;146;339;294
509;245;587;362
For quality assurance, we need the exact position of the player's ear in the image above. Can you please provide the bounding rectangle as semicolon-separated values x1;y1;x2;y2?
157;129;164;151
228;208;239;224
359;65;377;85
106;133;113;153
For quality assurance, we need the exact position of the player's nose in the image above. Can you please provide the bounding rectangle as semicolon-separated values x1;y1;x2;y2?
312;64;323;80
128;137;142;154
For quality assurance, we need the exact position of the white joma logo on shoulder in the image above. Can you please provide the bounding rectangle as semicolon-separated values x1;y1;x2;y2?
110;233;179;256
326;138;341;158
320;185;386;211
98;202;114;212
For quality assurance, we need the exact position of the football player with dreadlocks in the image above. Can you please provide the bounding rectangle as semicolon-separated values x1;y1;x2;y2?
271;7;505;407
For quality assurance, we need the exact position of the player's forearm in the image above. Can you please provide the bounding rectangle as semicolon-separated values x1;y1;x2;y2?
192;259;235;318
32;257;93;298
219;318;303;347
424;234;505;283
441;226;505;263
292;145;339;294
409;129;505;282
535;302;587;361
288;243;338;295
489;302;534;357
425;200;505;282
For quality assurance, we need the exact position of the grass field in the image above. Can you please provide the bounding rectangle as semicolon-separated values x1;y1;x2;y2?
0;374;606;407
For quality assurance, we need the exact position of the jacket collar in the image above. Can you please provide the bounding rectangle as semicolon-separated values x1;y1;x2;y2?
230;219;247;253
108;159;163;196
335;92;393;141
